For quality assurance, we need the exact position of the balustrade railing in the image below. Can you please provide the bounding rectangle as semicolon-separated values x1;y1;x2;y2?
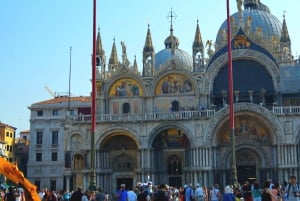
69;110;215;123
272;106;300;115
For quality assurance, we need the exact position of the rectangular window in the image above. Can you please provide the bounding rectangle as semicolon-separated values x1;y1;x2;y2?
36;131;43;145
6;132;9;137
6;145;9;151
37;110;43;116
36;153;42;161
23;136;27;140
9;145;12;152
52;110;58;116
51;152;58;161
52;131;58;145
69;110;75;115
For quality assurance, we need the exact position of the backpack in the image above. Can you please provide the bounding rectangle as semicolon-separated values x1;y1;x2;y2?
285;184;300;199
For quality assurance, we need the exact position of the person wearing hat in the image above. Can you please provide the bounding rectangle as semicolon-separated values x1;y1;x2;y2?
194;183;204;201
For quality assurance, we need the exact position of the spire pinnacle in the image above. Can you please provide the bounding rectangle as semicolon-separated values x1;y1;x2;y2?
193;19;203;49
96;27;105;56
109;38;118;66
280;11;290;43
133;55;138;74
143;24;154;52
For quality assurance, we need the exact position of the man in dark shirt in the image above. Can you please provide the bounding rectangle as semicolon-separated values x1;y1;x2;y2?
5;187;15;201
70;187;83;201
153;184;169;201
137;187;147;201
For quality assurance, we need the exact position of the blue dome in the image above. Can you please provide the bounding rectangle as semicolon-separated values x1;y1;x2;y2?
155;48;193;71
216;9;282;47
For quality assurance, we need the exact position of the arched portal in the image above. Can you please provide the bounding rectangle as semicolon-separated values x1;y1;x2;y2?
100;133;138;190
152;128;190;186
214;113;275;184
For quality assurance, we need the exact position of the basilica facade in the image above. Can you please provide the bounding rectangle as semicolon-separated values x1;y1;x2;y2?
28;0;300;193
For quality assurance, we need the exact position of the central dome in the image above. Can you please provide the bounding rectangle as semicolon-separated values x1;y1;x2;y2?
155;34;193;71
155;48;193;71
215;6;282;49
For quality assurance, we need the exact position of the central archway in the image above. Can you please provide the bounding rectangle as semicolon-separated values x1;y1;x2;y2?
236;149;260;184
151;127;191;186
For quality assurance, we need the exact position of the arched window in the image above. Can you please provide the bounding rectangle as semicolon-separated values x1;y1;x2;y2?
123;103;130;114
171;100;179;112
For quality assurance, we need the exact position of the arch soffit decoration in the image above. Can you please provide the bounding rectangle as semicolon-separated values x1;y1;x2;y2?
222;143;270;168
205;103;283;146
152;69;199;97
148;122;194;148
206;49;280;92
95;127;141;149
104;74;146;97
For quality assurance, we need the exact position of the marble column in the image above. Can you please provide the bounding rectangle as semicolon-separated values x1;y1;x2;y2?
221;90;228;107
65;176;70;191
248;90;254;103
260;88;266;105
234;90;240;103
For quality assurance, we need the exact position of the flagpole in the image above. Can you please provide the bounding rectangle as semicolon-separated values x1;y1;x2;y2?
226;0;238;186
89;0;97;191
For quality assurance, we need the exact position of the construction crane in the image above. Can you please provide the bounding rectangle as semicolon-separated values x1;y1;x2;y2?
44;85;56;98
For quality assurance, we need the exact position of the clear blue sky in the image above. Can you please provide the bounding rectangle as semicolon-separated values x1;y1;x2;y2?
1;0;299;133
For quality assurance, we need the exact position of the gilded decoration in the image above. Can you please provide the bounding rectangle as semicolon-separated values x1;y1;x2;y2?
217;116;271;145
109;78;143;97
155;74;194;95
102;135;137;151
153;129;190;149
233;34;251;49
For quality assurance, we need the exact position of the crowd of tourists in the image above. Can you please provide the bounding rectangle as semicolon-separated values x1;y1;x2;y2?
1;175;300;201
